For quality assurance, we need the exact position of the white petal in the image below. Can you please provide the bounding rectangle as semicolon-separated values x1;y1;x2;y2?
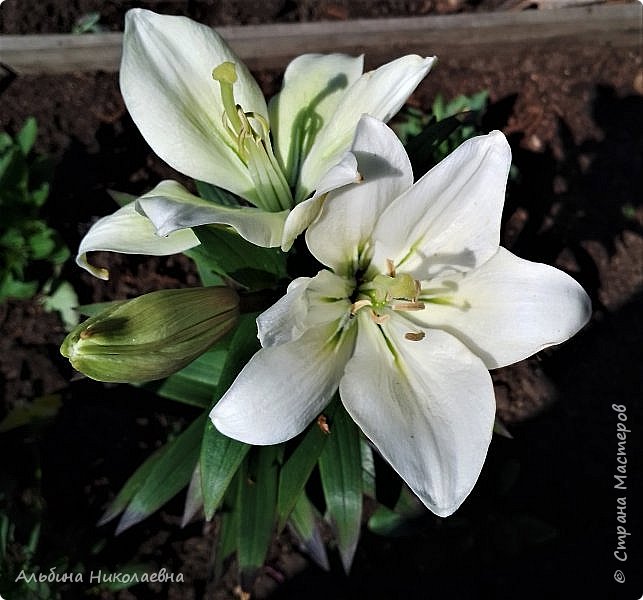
269;53;364;187
136;180;287;248
306;116;413;274
256;277;312;347
257;270;352;346
372;131;512;279
121;9;266;203
211;322;355;445
414;247;592;368
340;313;495;517
280;151;360;251
76;202;200;280
297;55;435;201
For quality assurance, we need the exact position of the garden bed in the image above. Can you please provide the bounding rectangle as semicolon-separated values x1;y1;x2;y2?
1;2;642;599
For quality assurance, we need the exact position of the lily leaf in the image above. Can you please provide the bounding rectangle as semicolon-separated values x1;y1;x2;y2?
318;405;363;573
188;225;286;290
238;445;283;582
200;421;249;520
287;491;329;571
277;399;338;530
200;314;258;518
114;413;206;533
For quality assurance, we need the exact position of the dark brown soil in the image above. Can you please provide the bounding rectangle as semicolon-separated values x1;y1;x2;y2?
1;2;642;599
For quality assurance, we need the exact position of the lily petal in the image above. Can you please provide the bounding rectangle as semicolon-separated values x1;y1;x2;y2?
297;55;435;202
256;276;312;347
414;247;592;369
281;151;360;251
76;202;200;280
257;270;353;347
136;180;287;248
211;322;355;445
340;312;495;517
269;53;364;187
306;116;413;275
121;9;267;203
372;130;512;279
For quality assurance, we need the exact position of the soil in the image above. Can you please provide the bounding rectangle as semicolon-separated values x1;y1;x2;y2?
1;1;642;599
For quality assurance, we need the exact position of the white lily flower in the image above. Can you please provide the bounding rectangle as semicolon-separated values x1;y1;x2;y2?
211;116;592;517
76;9;435;278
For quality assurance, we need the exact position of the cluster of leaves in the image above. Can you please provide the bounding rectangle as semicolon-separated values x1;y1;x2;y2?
90;91;492;586
393;90;489;176
0;119;69;302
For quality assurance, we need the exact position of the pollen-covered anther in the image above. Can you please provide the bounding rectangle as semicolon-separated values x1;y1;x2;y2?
370;311;390;324
386;259;396;277
404;331;425;341
391;300;425;312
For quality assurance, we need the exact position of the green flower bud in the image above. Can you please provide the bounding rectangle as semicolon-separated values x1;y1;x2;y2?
61;286;239;383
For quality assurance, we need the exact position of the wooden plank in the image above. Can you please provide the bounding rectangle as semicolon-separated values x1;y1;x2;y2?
0;4;639;75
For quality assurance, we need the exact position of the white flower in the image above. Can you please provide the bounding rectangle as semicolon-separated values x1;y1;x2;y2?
210;116;591;517
77;9;435;278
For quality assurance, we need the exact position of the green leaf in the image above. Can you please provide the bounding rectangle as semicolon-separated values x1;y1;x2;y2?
107;189;136;208
213;471;241;581
189;225;286;290
195;180;241;207
98;447;166;526
237;445;283;579
115;413;206;533
288;491;329;570
368;486;425;537
181;464;203;527
199;313;258;518
277;399;338;530
318;406;363;573
213;312;261;394
41;280;80;330
144;343;230;408
0;394;62;432
16;117;37;156
76;300;125;317
200;421;249;520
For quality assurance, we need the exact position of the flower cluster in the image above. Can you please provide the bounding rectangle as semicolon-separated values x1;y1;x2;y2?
68;9;591;517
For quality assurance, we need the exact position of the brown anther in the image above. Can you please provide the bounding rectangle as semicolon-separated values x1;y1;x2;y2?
404;331;426;341
370;311;390;324
79;329;94;339
386;259;396;277
317;414;330;435
391;301;426;312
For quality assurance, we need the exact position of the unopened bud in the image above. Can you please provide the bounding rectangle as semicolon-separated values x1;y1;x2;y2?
61;286;239;383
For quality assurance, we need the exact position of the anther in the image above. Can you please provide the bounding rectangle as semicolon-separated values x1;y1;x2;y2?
391;301;425;312
404;331;425;341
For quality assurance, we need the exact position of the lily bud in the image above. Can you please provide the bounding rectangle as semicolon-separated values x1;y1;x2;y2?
61;286;239;383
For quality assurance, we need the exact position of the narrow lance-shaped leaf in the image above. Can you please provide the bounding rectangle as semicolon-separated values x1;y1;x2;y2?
116;412;207;533
317;405;363;573
287;491;330;571
277;398;338;530
98;446;166;526
181;464;204;528
237;444;283;582
200;314;258;519
213;469;240;582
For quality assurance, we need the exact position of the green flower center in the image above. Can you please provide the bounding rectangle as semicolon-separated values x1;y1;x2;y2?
351;259;425;329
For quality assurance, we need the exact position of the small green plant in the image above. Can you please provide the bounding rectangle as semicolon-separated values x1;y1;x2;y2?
0;118;69;302
72;12;105;34
393;90;489;174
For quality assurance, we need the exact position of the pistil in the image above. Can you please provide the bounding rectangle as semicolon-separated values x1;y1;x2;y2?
212;62;293;212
